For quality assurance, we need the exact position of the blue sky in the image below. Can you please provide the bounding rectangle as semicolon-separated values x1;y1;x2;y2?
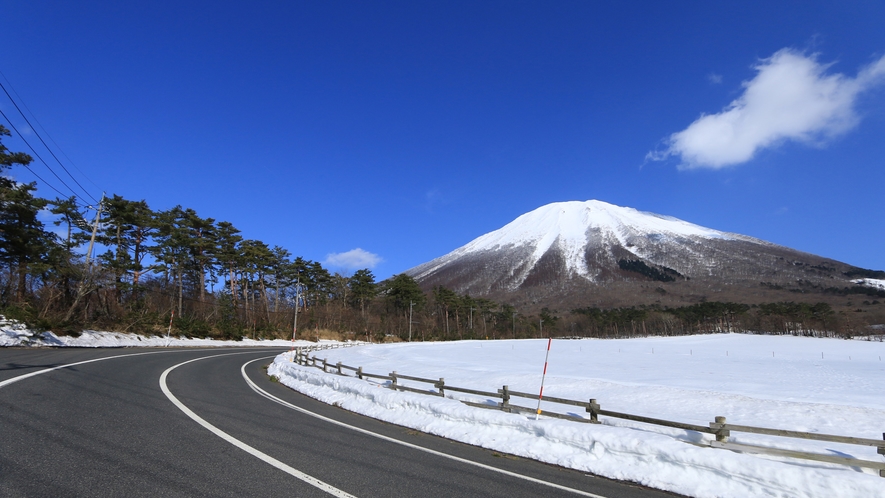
3;1;884;279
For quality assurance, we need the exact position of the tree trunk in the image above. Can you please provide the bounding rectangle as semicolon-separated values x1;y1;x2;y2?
177;265;183;318
16;258;27;301
259;274;270;324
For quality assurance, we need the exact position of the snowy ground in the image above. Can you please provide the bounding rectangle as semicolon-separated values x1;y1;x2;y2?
853;278;885;290
269;334;885;498
0;316;317;348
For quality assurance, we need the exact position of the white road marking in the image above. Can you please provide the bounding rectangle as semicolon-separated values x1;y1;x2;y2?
0;350;173;389
243;357;609;498
160;354;356;498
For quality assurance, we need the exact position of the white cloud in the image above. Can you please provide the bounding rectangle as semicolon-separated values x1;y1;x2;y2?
649;49;885;169
324;248;382;270
707;73;723;84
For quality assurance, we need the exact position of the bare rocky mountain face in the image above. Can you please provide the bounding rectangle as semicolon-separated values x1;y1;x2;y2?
406;200;880;312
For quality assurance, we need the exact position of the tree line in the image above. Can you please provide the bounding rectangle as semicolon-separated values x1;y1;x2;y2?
0;125;524;341
0;128;874;341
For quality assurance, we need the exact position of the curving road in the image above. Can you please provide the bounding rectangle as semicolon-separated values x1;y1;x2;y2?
0;348;682;497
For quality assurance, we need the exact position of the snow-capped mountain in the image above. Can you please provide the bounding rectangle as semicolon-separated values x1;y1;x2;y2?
407;200;861;309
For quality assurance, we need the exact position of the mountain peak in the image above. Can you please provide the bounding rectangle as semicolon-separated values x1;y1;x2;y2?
412;200;746;284
406;199;850;310
463;200;734;252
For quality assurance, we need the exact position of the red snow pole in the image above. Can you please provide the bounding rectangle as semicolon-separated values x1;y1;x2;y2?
535;337;552;420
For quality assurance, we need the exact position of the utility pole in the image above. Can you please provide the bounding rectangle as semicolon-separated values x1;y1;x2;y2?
64;194;105;322
512;312;517;339
469;307;475;330
540;319;544;338
408;301;414;342
84;192;106;267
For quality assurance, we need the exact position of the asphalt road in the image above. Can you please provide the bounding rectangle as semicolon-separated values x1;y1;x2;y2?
0;348;683;497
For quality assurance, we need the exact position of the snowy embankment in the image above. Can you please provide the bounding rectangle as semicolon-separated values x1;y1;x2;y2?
0;316;314;348
269;334;885;498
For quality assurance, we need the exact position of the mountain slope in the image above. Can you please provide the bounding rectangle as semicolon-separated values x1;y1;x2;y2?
406;200;863;309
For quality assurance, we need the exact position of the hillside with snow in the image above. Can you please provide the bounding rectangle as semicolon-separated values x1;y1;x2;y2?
406;200;872;310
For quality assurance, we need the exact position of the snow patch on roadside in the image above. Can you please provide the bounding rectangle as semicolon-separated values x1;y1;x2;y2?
0;315;323;348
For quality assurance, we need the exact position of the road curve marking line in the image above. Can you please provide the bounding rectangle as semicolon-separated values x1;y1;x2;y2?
0;348;285;390
244;357;608;498
0;350;172;389
160;354;356;498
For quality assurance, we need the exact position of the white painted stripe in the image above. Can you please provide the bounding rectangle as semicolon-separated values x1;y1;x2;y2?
0;350;172;389
160;354;356;498
243;357;608;498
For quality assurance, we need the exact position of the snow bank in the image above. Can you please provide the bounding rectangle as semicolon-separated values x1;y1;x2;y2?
0;315;323;348
269;335;885;498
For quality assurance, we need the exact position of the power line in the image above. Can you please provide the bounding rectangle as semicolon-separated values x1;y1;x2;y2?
0;71;103;194
0;107;91;208
0;78;100;204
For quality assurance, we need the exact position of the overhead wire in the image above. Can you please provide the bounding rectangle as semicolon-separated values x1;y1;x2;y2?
0;71;103;194
0;107;92;208
0;77;100;205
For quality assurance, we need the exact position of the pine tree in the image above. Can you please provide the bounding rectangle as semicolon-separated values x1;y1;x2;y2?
214;221;242;306
182;208;216;304
0;125;55;302
0;182;55;300
348;269;377;317
100;195;156;299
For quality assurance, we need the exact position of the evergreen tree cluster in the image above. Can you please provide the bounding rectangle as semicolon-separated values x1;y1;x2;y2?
570;301;843;338
617;259;683;282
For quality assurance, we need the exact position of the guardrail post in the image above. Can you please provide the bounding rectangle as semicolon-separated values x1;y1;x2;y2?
587;398;600;423
436;378;445;397
336;362;342;375
390;371;398;390
357;366;363;380
712;416;730;442
879;433;885;477
322;358;328;373
498;385;510;409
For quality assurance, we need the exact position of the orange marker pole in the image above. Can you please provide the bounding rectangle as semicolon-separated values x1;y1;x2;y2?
535;337;552;420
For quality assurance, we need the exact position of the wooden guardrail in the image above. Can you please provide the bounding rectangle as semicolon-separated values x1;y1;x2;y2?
290;347;885;477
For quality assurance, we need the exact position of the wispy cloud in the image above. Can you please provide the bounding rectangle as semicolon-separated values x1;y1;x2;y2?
424;188;443;212
324;248;382;270
707;73;723;84
648;49;885;169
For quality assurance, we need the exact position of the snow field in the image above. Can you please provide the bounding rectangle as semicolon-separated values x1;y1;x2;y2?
269;334;885;498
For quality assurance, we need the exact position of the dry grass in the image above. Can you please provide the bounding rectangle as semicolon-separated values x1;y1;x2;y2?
306;328;346;342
